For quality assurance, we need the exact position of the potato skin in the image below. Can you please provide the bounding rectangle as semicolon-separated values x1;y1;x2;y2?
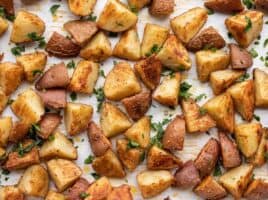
255;0;268;9
0;89;8;114
66;178;90;200
244;179;268;200
204;0;244;13
0;0;14;15
0;186;24;200
229;43;253;69
149;0;175;16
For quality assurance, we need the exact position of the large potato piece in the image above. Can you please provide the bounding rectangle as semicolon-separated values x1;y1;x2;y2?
204;0;244;13
254;69;268;107
85;177;112;200
68;0;97;16
107;184;133;200
244;179;268;200
229;43;253;69
0;186;24;200
0;116;12;147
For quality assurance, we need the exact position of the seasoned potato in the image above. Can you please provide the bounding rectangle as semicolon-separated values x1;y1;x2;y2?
210;69;245;95
107;184;133;200
141;23;169;58
38;113;62;139
0;116;12;147
92;149;126;178
11;11;45;43
37;89;67;110
68;0;97;16
156;34;191;70
18;165;49;197
229;43;253;69
0;17;8;36
0;62;24;96
104;62;141;101
97;0;138;32
68;60;99;94
219;164;253;199
85;177;112;200
0;186;24;200
194;176;227;200
137;170;173;198
64;102;93;136
254;69;268;107
11;89;45;124
0;89;8;113
244;179;268;200
127;0;150;10
40;132;77;160
225;10;264;47
66;178;89;200
149;0;175;16
182;99;216;133
80;32;112;62
16;52;47;82
47;159;82;192
45;190;65;200
124;116;151;148
255;0;268;9
196;49;230;82
203;93;234;133
171;7;208;44
204;0;244;13
153;73;181;107
227;80;254;121
8;121;30;143
113;28;141;61
101;102;132;138
0;0;14;15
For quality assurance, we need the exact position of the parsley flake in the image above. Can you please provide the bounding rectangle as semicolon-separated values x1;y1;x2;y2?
93;88;105;112
50;4;60;16
244;16;252;32
11;46;25;56
84;155;94;164
127;140;140;149
67;60;76;69
70;92;77;102
179;82;192;100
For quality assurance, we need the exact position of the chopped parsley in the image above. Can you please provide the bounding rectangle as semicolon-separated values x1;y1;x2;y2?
99;69;106;78
67;60;76;69
264;152;268;160
93;88;105;112
253;114;260;121
85;13;97;22
27;32;46;48
48;135;55;141
140;151;146;162
16;142;36;157
244;16;252;32
0;6;15;22
195;94;207;102
130;5;138;14
227;32;233;39
243;0;254;9
91;172;100;180
50;4;60;16
2;169;10;175
161;69;175;77
79;192;89;199
32;69;43;76
250;48;258;58
146;44;161;57
207;9;214;15
179;82;192;100
7;99;14;105
11;45;25;56
150;118;171;147
213;161;222;176
236;73;250;82
264;39;268;47
84;155;94;164
70;92;77;101
127;140;140;149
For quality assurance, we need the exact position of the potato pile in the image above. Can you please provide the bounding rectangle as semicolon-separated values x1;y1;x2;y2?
0;0;268;199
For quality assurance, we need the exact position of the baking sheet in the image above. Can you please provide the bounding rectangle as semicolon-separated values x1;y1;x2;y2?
1;0;268;199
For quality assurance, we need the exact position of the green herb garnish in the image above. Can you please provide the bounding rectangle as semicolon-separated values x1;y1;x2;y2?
146;44;161;57
84;155;94;164
91;172;100;180
250;48;258;58
243;0;254;9
7;99;14;105
253;114;260;121
85;13;97;22
32;69;43;76
179;82;192;100
11;46;25;56
50;4;60;16
93;88;105;112
195;94;207;102
79;192;90;199
213;161;222;176
127;140;140;149
150;118;171;148
27;32;46;48
70;92;77;102
99;69;106;78
264;39;268;47
207;9;214;15
67;60;76;69
236;73;250;82
244;16;252;32
48;135;55;141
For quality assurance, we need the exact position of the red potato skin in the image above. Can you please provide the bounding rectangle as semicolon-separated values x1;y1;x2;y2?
37;89;67;109
255;0;268;10
38;113;62;139
229;43;253;69
66;178;90;200
244;179;268;200
204;0;244;13
149;0;175;16
0;0;14;15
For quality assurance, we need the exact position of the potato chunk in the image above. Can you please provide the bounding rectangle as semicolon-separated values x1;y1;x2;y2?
0;186;24;200
8;121;30;143
229;43;253;69
66;178;89;200
255;0;268;9
97;0;138;32
127;0;150;10
254;69;268;107
38;113;62;139
68;0;97;16
107;185;133;200
11;11;45;43
85;177;112;200
137;170;173;198
225;10;264;47
0;116;12;147
149;0;175;16
0;0;14;15
0;17;8;36
244;179;268;200
204;0;244;13
45;190;65;200
171;7;208;43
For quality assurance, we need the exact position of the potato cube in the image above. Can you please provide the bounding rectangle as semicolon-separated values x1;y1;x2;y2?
0;186;24;200
244;179;268;200
0;17;8;36
254;69;268;107
45;190;65;200
68;0;97;16
128;0;150;10
85;177;112;200
0;116;12;147
149;0;175;16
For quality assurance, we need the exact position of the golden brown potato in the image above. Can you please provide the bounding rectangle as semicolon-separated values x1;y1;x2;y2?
203;93;234;133
85;177;112;200
45;190;65;200
8;121;30;143
229;43;253;69
68;0;97;16
97;0;138;32
194;176;227;200
0;186;24;200
47;159;82;192
64;102;93;136
18;164;49;197
210;69;245;95
16;52;47;82
219;164;253;199
196;49;230;82
254;68;268;107
225;10;264;47
137;170;174;198
38;113;62;139
0;116;12;147
0;17;8;37
128;0;150;10
107;184;133;200
104;62;141;101
92;149;126;178
149;0;175;16
170;7;208;44
0;89;8;113
244;179;268;200
204;0;244;13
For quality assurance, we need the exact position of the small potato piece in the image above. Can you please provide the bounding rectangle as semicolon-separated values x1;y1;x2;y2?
0;186;24;200
255;0;268;9
37;89;67;109
204;0;244;13
229;43;253;69
38;113;62;139
104;62;141;101
66;178;90;200
210;69;245;95
163;115;185;151
0;89;8;113
0;116;12;147
196;49;230;82
45;190;65;200
0;0;14;15
254;69;268;107
16;52;47;82
225;10;264;47
68;0;97;16
171;7;208;44
203;93;234;133
85;177;112;200
11;89;45;124
107;184;133;200
64;102;93;136
100;102;132;138
156;34;191;71
128;0;150;10
153;73;181;107
18;165;49;197
137;170;173;198
194;176;227;200
0;17;8;36
11;11;45;43
8;121;30;143
219;164;253;199
244;179;268;200
97;0;138;32
124;116;150;148
80;32;112;62
68;60;99;94
92;149;126;178
141;23;169;58
149;0;175;16
47;159;82;192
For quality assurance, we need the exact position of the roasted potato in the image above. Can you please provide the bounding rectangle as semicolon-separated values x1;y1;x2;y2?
104;62;141;101
171;7;208;44
100;102;132;138
204;0;244;13
16;52;47;82
196;49;230;82
219;164;253;199
141;23;169;58
8;121;30;143
194;176;227;200
156;34;191;71
107;184;133;200
149;0;175;16
0;89;8;113
137;170;174;198
203;93;234;133
68;0;97;16
127;0;150;10
64;102;93;136
255;0;268;9
124;116;151;148
0;186;24;200
97;0;138;32
244;179;268;200
37;89;67;110
0;0;14;15
254;69;268;107
66;178;90;200
225;10;264;47
92;149;126;178
153;72;181;107
45;190;66;200
38;113;62;139
0;17;8;36
210;69;245;95
18;164;49;197
11;11;45;43
229;43;253;69
80;32;112;62
47;159;82;192
85;177;112;200
0;116;12;147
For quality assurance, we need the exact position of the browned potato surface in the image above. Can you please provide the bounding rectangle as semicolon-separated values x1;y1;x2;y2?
149;0;175;16
66;178;90;200
107;184;133;200
204;0;244;13
244;179;268;200
229;43;253;69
